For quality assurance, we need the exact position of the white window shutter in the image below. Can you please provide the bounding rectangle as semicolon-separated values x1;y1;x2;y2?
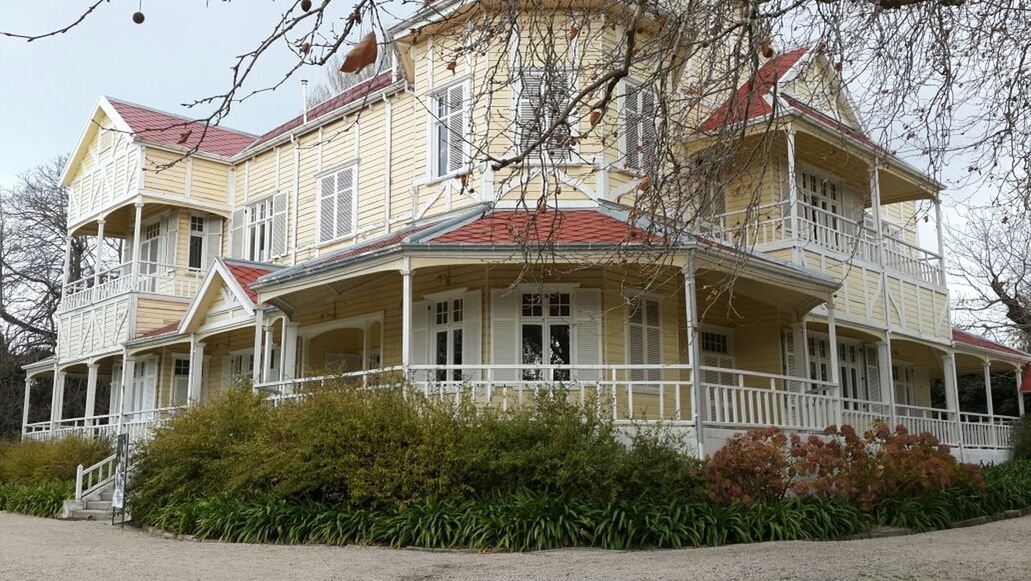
229;208;246;259
318;175;335;244
448;85;465;173
463;290;482;381
410;300;430;383
517;74;542;150
573;288;603;381
490;290;519;382
271;192;287;258
123;234;134;263
221;355;232;388
204;216;223;266
625;85;640;170
338;168;355;238
163;213;179;270
142;359;157;411
864;345;881;403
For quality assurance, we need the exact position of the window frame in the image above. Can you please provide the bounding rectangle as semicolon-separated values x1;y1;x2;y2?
621;79;658;173
429;80;470;180
315;163;358;246
519;291;574;382
514;68;578;163
187;214;206;271
244;197;275;262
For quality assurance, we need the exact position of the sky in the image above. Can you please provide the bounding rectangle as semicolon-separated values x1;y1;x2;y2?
0;1;316;185
0;1;990;321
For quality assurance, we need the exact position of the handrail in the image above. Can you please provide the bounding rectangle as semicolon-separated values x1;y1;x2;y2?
75;453;117;501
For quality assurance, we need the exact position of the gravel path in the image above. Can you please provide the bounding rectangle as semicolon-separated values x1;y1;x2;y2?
3;511;1031;580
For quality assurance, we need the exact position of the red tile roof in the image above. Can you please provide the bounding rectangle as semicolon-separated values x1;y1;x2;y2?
139;321;180;338
223;260;278;303
107;98;257;158
697;46;810;133
246;71;396;151
953;329;1031;360
429;210;656;245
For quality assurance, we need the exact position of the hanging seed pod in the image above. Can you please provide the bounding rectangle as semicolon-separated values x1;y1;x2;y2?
588;109;603;126
132;11;145;24
300;42;311;54
177;130;192;145
638;175;651;191
301;0;312;11
568;26;580;40
760;37;774;58
446;60;457;74
340;32;378;74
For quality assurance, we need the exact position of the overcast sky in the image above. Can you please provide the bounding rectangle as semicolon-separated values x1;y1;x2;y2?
0;1;981;306
0;1;310;185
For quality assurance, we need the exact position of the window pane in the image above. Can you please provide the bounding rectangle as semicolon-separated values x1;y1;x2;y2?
435;330;448;381
452;329;463;381
548;293;570;317
521;324;543;380
452;299;463;322
550;324;570;381
522;293;542;317
188;235;203;269
436;301;448;325
437;123;449;177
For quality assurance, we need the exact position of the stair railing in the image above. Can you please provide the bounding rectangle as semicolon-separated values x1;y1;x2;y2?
75;453;118;501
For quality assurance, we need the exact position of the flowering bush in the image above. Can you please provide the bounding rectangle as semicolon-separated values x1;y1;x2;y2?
705;422;983;510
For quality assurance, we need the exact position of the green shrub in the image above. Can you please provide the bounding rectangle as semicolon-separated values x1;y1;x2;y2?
0;481;73;517
1012;415;1031;460
130;385;704;523
0;436;112;484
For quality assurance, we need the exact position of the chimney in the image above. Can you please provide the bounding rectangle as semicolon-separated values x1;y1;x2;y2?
301;79;309;124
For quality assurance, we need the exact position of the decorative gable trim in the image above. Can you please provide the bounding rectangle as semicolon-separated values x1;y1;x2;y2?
178;258;256;334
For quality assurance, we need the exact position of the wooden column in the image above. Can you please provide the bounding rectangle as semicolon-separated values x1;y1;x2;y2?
188;335;205;405
942;352;965;461
22;376;31;435
401;257;413;375
93;218;106;288
85;362;99;425
252;309;265;387
130;200;144;289
49;371;66;430
785;126;799;261
1016;364;1026;417
827;298;842;427
683;253;704;459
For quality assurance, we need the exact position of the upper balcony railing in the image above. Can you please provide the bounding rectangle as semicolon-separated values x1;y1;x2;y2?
61;260;204;312
709;201;946;287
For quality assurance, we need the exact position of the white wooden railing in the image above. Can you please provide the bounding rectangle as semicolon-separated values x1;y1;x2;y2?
710;201;945;287
895;403;960;446
22;406;184;444
75;453;117;501
61;261;204;312
959;411;1017;449
258;364;840;431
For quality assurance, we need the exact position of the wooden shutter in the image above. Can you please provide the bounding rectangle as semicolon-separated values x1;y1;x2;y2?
782;328;799;391
447;84;465;173
491;290;519;382
318;174;335;244
142;359;158;411
110;362;123;413
271;192;287;258
163;212;178;270
337;167;355;238
204;216;223;266
573;288;603;381
864;345;881;403
517;74;542;150
229;208;247;259
640;89;656;169
624;84;640;170
410;300;430;383
462;291;482;381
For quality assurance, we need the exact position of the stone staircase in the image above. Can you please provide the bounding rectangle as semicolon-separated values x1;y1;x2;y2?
61;482;121;522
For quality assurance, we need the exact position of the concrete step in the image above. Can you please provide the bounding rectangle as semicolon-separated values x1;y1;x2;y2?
85;500;112;511
98;492;113;501
67;509;113;521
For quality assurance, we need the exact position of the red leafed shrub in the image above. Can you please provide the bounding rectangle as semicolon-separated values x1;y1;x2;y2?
704;422;983;509
704;428;791;505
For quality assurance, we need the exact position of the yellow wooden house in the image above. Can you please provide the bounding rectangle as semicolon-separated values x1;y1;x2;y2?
21;2;1029;464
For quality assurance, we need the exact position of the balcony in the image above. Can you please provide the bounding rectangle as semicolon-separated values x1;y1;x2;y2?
710;201;946;288
61;261;204;312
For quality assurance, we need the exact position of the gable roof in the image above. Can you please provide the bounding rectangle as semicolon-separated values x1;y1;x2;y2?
178;258;282;334
429;209;657;245
105;97;257;158
953;329;1031;361
697;46;812;133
